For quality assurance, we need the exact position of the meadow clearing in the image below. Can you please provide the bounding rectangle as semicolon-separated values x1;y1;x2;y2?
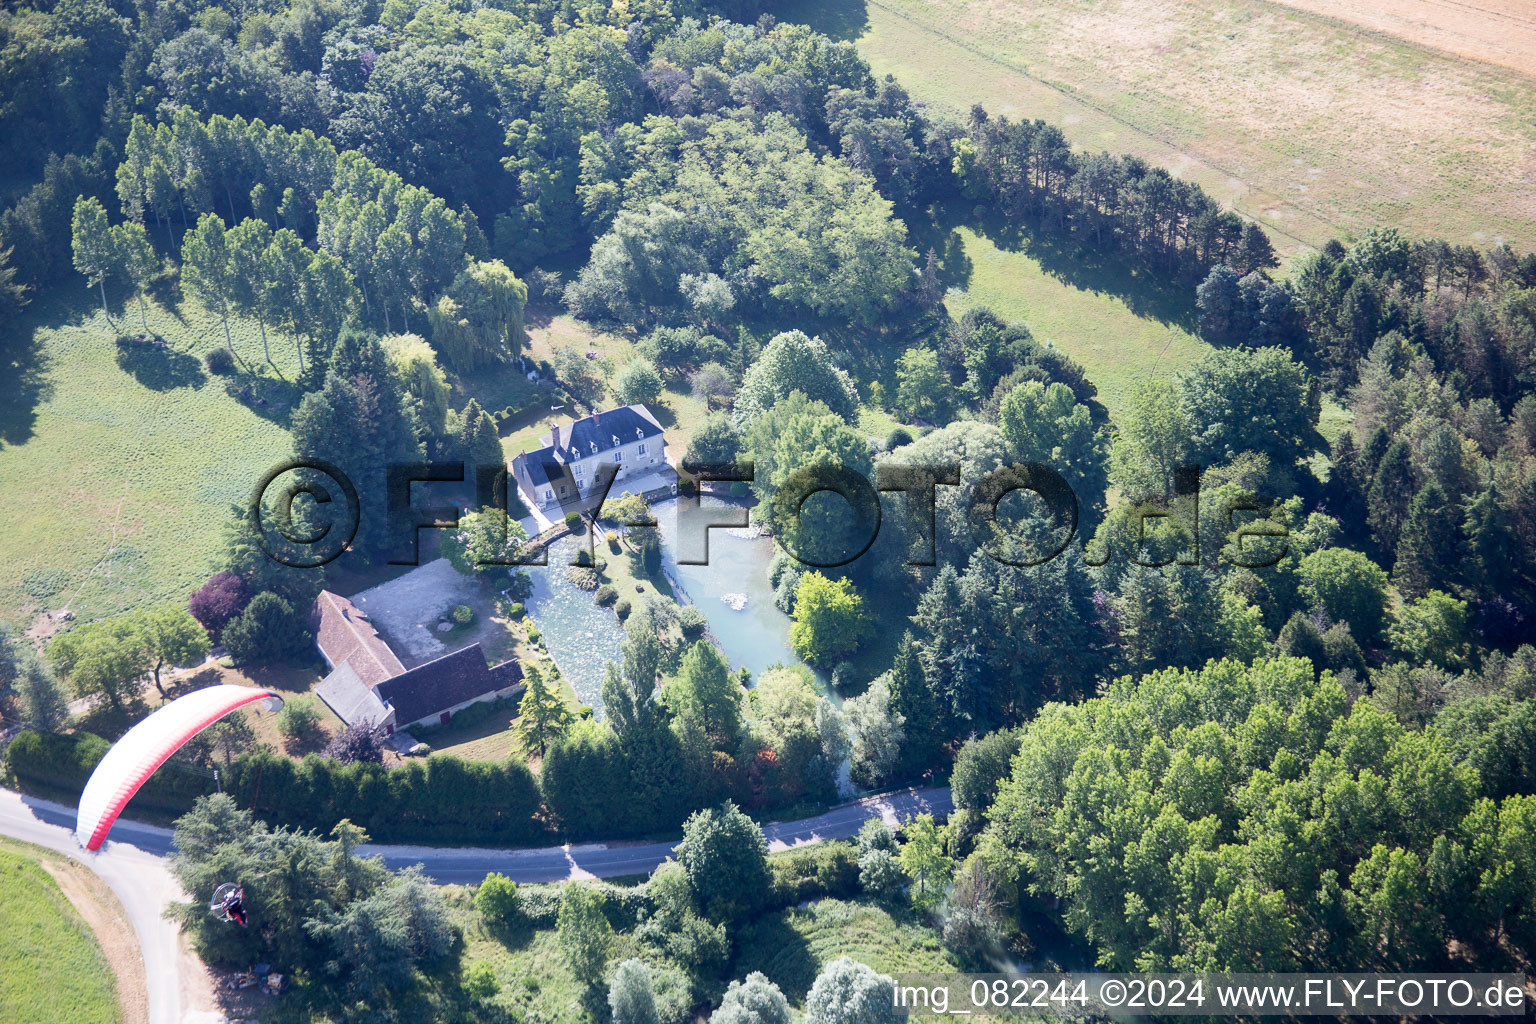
0;292;298;629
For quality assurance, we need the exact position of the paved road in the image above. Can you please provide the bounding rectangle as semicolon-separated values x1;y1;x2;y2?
0;788;187;1024
0;784;951;1023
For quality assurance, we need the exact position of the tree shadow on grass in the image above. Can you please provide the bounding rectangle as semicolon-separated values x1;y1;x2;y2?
906;212;975;295
956;200;1201;331
220;370;300;428
775;0;870;42
114;339;207;390
731;909;820;1003
0;329;52;446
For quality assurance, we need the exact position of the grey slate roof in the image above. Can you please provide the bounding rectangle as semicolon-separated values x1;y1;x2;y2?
315;661;392;727
513;404;663;489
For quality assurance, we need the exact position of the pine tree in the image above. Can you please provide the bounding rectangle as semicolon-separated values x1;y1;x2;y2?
886;632;941;775
1277;610;1328;676
0;247;27;333
1237;222;1278;275
1328;431;1367;538
1366;439;1415;552
1362;425;1392;480
1393;483;1462;599
1464;482;1514;599
514;665;573;758
456;399;503;469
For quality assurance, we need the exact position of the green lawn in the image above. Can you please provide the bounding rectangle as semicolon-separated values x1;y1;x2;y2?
944;226;1210;421
0;290;299;628
0;845;120;1024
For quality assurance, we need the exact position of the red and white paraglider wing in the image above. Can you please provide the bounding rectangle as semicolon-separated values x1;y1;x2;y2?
76;684;283;851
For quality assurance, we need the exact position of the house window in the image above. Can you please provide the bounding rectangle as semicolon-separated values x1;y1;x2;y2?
637;443;647;455
542;488;552;501
574;463;584;477
613;451;622;462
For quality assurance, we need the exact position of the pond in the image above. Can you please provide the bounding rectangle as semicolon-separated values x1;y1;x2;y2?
522;534;627;715
654;497;817;684
522;497;822;720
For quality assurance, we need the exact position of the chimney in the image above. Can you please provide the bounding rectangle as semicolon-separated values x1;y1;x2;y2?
593;411;600;427
550;423;559;450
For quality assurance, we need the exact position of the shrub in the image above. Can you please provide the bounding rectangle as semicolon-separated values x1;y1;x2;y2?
615;597;632;621
885;426;914;450
222;592;305;664
451;604;476;625
188;570;249;639
769;841;860;908
223;750;547;845
323;722;386;764
568;566;600;590
508;602;526;619
564;510;584;532
678;605;708;640
204;347;235;374
526;628;542;644
517;884;564;926
275;696;322;740
3;730;207;813
831;661;857;693
476;873;521;923
595;585;619;607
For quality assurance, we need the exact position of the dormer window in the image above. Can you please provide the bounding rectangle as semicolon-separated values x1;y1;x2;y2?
635;427;644;439
589;441;598;454
611;434;621;447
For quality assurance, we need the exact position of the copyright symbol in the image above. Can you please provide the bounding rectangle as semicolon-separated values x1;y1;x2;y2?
1099;980;1126;1008
248;460;360;568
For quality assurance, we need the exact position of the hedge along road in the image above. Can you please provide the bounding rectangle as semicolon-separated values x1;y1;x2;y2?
0;784;952;1024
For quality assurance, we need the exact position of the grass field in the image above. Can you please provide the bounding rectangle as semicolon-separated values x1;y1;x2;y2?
944;226;1211;420
789;0;1536;252
733;898;958;1005
0;844;120;1024
0;289;298;629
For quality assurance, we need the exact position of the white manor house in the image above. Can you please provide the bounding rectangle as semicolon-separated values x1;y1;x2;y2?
510;403;670;512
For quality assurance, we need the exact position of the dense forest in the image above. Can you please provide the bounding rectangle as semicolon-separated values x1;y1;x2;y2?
4;0;1536;1016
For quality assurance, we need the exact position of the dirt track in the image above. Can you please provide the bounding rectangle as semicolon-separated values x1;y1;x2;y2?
1263;0;1536;78
38;857;149;1024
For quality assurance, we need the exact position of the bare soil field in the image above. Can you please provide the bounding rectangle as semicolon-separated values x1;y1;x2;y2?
811;0;1536;250
1264;0;1536;78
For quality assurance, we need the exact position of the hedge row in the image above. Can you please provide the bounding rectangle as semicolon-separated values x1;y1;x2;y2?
2;732;547;846
1;730;214;814
222;750;547;845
